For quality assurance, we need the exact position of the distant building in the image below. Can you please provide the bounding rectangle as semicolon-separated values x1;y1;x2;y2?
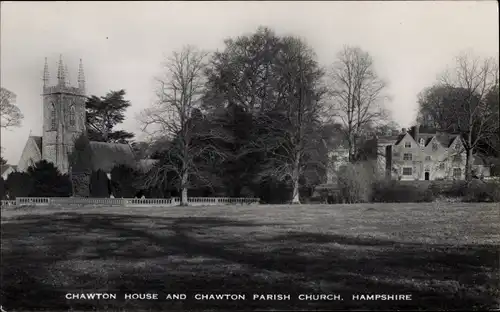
17;56;136;175
326;146;349;184
370;125;491;181
1;165;17;180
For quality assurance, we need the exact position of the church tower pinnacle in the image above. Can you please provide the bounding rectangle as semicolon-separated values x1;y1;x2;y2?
65;64;70;86
78;59;85;94
43;57;50;89
57;54;66;87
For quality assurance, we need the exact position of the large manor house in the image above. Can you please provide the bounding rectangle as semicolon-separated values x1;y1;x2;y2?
326;127;491;184
16;56;136;175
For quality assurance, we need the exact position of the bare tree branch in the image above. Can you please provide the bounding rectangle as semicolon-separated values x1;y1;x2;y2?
326;46;389;162
0;87;23;129
438;51;499;180
137;45;212;205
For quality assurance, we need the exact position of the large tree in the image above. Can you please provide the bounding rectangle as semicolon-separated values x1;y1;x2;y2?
421;52;499;180
202;27;281;197
138;45;222;205
203;28;327;203
327;46;388;162
86;89;135;143
254;36;326;204
0;87;23;129
203;27;282;114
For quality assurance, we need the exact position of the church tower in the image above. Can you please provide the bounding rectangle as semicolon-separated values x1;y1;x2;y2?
42;55;87;174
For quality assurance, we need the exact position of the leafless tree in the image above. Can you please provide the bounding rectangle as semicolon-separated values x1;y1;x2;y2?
439;51;499;180
138;46;225;205
327;46;389;162
0;87;23;129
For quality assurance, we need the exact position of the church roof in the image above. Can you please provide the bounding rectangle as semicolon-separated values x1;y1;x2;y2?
30;136;43;154
89;141;136;172
23;135;148;173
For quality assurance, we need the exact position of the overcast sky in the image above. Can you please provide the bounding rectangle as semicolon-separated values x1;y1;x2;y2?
1;1;498;164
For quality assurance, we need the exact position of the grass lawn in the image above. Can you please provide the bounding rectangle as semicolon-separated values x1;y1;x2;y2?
1;202;499;311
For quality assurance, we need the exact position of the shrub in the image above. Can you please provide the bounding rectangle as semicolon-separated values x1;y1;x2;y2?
464;180;500;202
0;177;5;199
27;160;72;197
90;170;110;197
110;165;140;198
310;188;342;204
5;172;33;199
429;181;468;197
372;180;435;203
338;162;375;203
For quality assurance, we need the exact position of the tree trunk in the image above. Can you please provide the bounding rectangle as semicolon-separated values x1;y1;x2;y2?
465;148;473;181
291;152;301;204
348;134;355;162
180;170;188;206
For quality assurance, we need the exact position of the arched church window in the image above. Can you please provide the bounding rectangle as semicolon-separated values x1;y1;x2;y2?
50;103;56;130
69;106;76;126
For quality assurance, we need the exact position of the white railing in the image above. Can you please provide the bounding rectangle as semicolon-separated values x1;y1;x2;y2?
1;200;16;207
187;197;260;205
125;198;178;206
16;197;51;205
50;197;126;206
1;196;260;207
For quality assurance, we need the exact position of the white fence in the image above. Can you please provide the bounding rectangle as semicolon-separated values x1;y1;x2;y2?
1;197;260;207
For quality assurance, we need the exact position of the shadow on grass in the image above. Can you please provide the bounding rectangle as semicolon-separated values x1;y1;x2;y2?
1;212;499;311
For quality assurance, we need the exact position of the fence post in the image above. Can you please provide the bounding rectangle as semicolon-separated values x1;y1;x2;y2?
122;198;127;207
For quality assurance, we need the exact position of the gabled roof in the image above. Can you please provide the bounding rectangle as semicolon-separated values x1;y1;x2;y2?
435;133;460;148
89;141;136;172
377;134;403;145
415;133;435;146
394;132;416;145
31;136;42;153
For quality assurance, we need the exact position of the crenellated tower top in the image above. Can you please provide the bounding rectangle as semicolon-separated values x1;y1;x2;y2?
43;55;86;96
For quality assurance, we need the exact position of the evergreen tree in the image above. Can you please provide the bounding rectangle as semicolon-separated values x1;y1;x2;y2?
0;177;5;199
90;169;110;198
69;133;93;197
86;89;135;143
27;160;72;197
5;172;33;199
110;165;140;198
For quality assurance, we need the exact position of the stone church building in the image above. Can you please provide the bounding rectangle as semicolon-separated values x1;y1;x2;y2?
17;56;136;175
